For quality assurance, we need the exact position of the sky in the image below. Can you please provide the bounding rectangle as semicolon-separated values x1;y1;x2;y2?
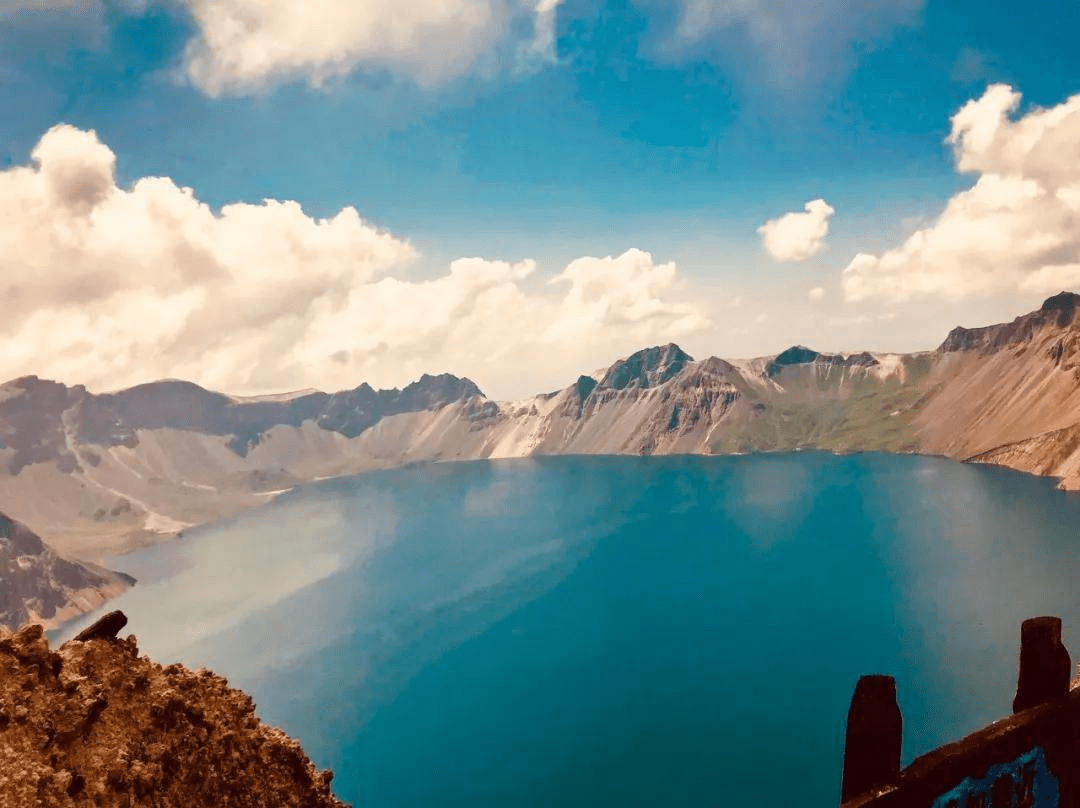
0;0;1078;399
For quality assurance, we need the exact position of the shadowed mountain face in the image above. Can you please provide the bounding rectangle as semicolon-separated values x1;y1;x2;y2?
765;346;878;377
5;294;1080;625
0;377;86;475
0;513;131;630
75;373;483;455
599;344;692;390
940;292;1080;354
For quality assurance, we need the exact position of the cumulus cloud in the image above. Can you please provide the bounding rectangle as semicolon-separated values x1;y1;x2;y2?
842;85;1080;302
808;286;825;301
178;0;564;95
757;199;834;262
544;250;707;340
0;125;707;398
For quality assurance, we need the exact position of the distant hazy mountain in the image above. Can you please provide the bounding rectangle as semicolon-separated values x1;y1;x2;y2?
4;292;1080;626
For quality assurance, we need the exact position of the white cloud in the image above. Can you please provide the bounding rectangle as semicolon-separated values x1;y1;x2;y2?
178;0;563;95
544;250;707;340
0;125;707;399
808;286;825;301
757;199;834;262
842;85;1080;302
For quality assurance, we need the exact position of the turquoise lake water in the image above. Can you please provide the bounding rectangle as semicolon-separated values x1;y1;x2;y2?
58;453;1080;806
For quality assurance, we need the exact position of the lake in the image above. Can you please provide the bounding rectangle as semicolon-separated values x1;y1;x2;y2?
56;453;1080;807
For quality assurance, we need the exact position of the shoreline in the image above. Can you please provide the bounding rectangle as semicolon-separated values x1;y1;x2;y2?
68;444;1080;562
45;446;1080;637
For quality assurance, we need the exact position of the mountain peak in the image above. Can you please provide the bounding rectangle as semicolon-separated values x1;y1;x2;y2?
402;373;483;402
775;345;820;363
941;291;1080;353
765;346;880;377
599;344;693;391
1041;291;1080;313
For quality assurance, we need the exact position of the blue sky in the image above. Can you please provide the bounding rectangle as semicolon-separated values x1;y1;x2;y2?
0;0;1078;397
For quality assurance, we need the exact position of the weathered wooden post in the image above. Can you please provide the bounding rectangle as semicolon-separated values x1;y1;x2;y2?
1013;615;1071;713
841;674;903;804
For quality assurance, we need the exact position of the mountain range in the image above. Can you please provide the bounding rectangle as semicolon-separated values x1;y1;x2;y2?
5;292;1080;629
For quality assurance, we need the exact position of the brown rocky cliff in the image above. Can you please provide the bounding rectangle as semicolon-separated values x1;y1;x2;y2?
0;615;347;807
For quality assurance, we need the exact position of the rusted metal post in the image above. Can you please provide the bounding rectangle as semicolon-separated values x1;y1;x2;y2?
1013;616;1070;713
841;674;902;804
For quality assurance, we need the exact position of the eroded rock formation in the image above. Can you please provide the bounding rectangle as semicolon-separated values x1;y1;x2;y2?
0;614;346;807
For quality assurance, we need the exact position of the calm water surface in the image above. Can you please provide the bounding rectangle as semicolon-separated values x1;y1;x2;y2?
58;454;1080;807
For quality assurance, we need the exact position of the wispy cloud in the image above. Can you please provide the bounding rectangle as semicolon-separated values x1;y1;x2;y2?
633;0;924;92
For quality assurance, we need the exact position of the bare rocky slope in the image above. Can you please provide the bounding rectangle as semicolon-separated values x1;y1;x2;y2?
4;293;1080;628
0;614;345;807
0;513;131;631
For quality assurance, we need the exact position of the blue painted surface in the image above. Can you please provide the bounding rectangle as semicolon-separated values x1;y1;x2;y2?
930;747;1059;808
58;454;1080;807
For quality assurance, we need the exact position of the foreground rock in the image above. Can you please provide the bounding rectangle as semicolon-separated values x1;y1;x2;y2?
0;616;346;807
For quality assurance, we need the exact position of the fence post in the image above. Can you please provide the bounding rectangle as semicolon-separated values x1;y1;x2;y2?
841;674;902;804
1013;616;1070;713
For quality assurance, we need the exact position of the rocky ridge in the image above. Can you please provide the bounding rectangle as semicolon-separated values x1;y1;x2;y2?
5;294;1080;627
0;613;346;807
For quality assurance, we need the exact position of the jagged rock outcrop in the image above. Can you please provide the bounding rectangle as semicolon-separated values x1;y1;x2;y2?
76;372;483;455
72;611;127;643
597;343;692;390
0;513;131;631
766;346;879;377
0;616;346;807
939;291;1080;354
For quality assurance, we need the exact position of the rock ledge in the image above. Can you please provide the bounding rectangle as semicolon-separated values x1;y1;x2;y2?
0;614;347;807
